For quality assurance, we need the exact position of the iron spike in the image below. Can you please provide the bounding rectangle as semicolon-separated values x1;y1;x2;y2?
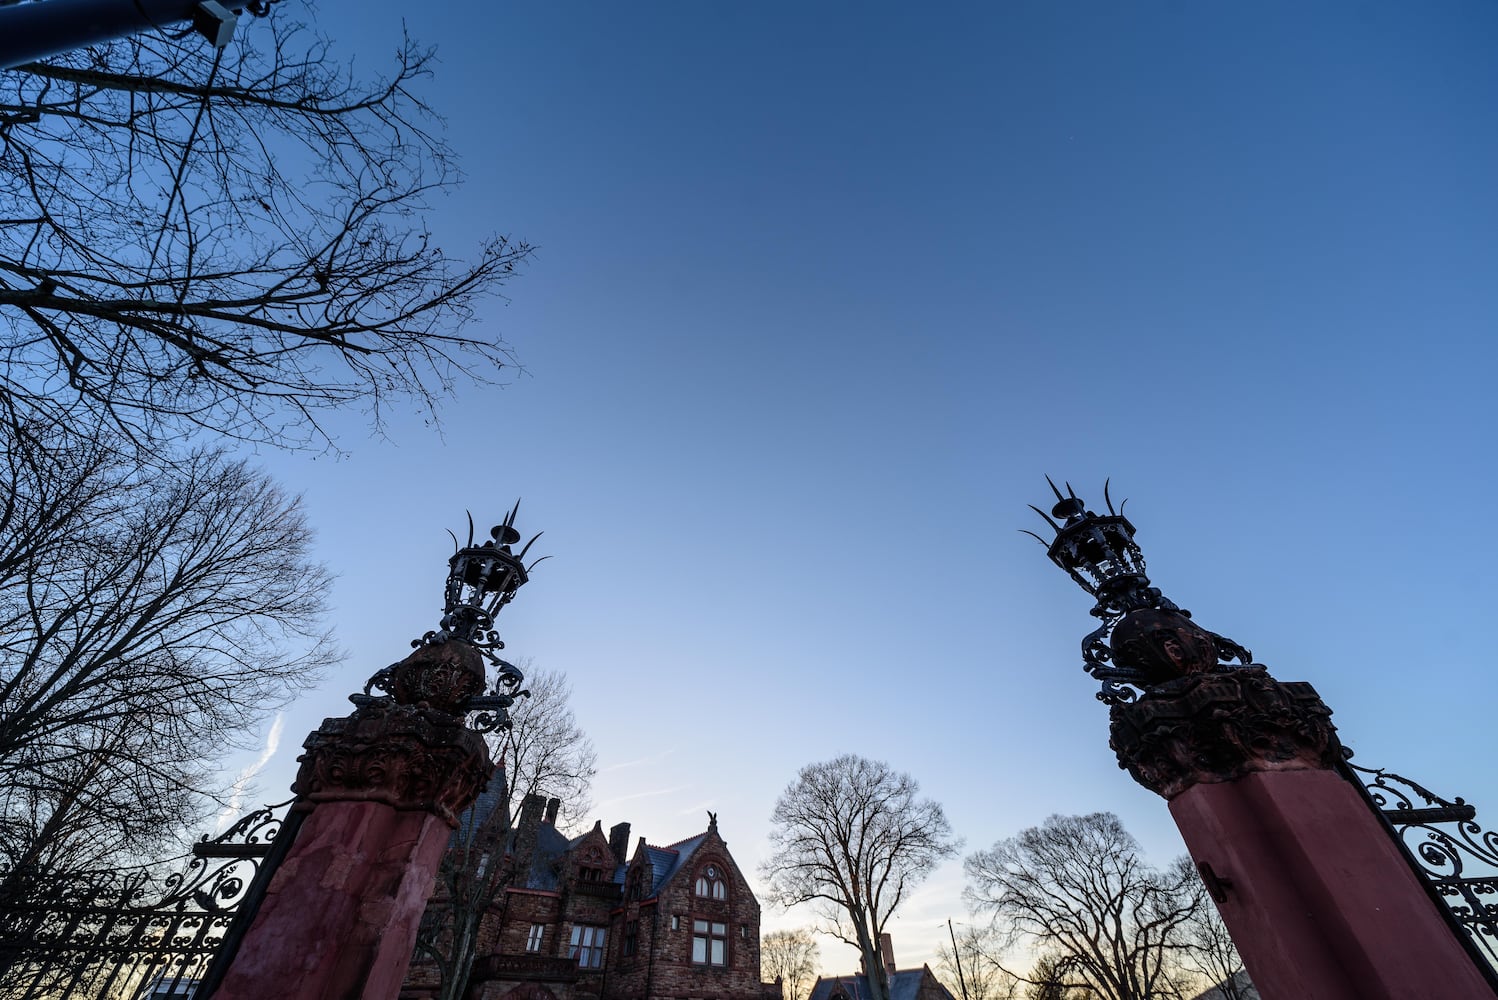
446;529;460;554
1019;529;1050;546
1066;481;1078;500
1046;475;1066;503
527;554;553;572
465;511;476;547
1103;478;1115;515
517;530;544;560
1029;504;1062;531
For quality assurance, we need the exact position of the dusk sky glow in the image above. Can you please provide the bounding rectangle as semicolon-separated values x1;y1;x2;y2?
228;1;1498;974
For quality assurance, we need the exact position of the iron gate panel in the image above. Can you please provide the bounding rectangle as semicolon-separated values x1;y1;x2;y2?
0;801;289;1000
1344;758;1498;978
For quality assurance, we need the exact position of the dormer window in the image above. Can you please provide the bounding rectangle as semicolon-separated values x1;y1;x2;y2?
695;864;727;900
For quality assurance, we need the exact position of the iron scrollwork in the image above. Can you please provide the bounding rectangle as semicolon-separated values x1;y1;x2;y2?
1027;479;1252;704
1344;756;1498;974
0;801;291;1000
399;505;542;734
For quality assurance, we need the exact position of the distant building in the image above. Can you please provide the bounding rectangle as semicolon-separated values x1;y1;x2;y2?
404;784;778;1000
806;935;956;1000
1189;970;1259;1000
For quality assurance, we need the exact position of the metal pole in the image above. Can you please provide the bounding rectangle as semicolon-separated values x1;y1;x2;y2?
947;919;970;1000
0;0;245;71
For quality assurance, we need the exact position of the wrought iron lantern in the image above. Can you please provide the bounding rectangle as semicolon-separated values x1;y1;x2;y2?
1027;479;1250;704
400;503;547;732
430;503;545;656
1025;478;1162;618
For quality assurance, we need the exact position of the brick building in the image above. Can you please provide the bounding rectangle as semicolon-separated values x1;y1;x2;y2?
407;787;779;1000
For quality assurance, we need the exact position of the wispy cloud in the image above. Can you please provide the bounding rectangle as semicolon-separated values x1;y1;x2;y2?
600;748;678;774
215;714;284;832
598;784;689;808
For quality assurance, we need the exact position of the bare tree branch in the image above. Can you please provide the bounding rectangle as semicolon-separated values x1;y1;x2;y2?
964;814;1209;1000
0;9;532;452
763;927;821;1000
761;754;960;1000
0;424;336;883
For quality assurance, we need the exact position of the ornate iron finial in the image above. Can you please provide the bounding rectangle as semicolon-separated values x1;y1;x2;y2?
393;504;547;732
414;503;547;657
1026;479;1251;704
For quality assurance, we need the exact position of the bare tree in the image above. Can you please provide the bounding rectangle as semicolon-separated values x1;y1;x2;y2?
963;814;1203;1000
413;667;596;1000
762;927;821;1000
0;424;335;881
0;7;531;452
937;922;1015;1000
761;755;960;1000
1174;865;1249;1000
1025;956;1098;1000
412;772;511;1000
491;666;598;832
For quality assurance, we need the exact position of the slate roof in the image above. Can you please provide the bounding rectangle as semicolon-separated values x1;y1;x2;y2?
521;822;574;891
638;832;707;896
449;768;509;847
508;812;714;896
807;969;955;1000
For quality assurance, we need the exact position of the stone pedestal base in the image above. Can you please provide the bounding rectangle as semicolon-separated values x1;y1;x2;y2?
1171;767;1492;999
210;642;494;1000
214;800;452;1000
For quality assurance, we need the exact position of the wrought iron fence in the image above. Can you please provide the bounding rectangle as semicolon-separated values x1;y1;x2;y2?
0;800;290;1000
1343;757;1498;982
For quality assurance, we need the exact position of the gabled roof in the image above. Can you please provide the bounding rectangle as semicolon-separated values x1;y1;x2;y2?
637;831;707;896
808;969;956;1000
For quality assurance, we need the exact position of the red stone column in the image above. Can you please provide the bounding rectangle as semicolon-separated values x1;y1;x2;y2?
213;642;493;1000
1110;665;1494;1000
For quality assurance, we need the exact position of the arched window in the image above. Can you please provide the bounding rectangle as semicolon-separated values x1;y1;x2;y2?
695;864;727;900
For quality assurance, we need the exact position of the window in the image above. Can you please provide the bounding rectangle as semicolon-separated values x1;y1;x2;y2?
526;924;544;953
692;919;727;966
694;864;727;900
623;919;639;957
569;925;607;969
671;915;680;931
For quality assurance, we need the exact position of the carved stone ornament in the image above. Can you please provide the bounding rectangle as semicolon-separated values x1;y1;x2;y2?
292;644;494;826
1108;666;1342;800
1109;608;1222;684
292;697;491;827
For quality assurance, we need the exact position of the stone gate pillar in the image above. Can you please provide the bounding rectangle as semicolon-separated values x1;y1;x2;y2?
210;506;539;1000
1110;661;1491;999
1029;482;1495;1000
212;641;493;1000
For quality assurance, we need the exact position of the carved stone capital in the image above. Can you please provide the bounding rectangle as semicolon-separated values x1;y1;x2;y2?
1108;666;1341;800
292;697;492;827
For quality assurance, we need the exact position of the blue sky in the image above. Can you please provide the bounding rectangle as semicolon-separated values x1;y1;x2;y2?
232;1;1498;974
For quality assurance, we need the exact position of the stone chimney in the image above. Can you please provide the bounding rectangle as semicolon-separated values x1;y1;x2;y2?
543;797;560;826
609;822;631;865
879;933;896;980
512;793;547;882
